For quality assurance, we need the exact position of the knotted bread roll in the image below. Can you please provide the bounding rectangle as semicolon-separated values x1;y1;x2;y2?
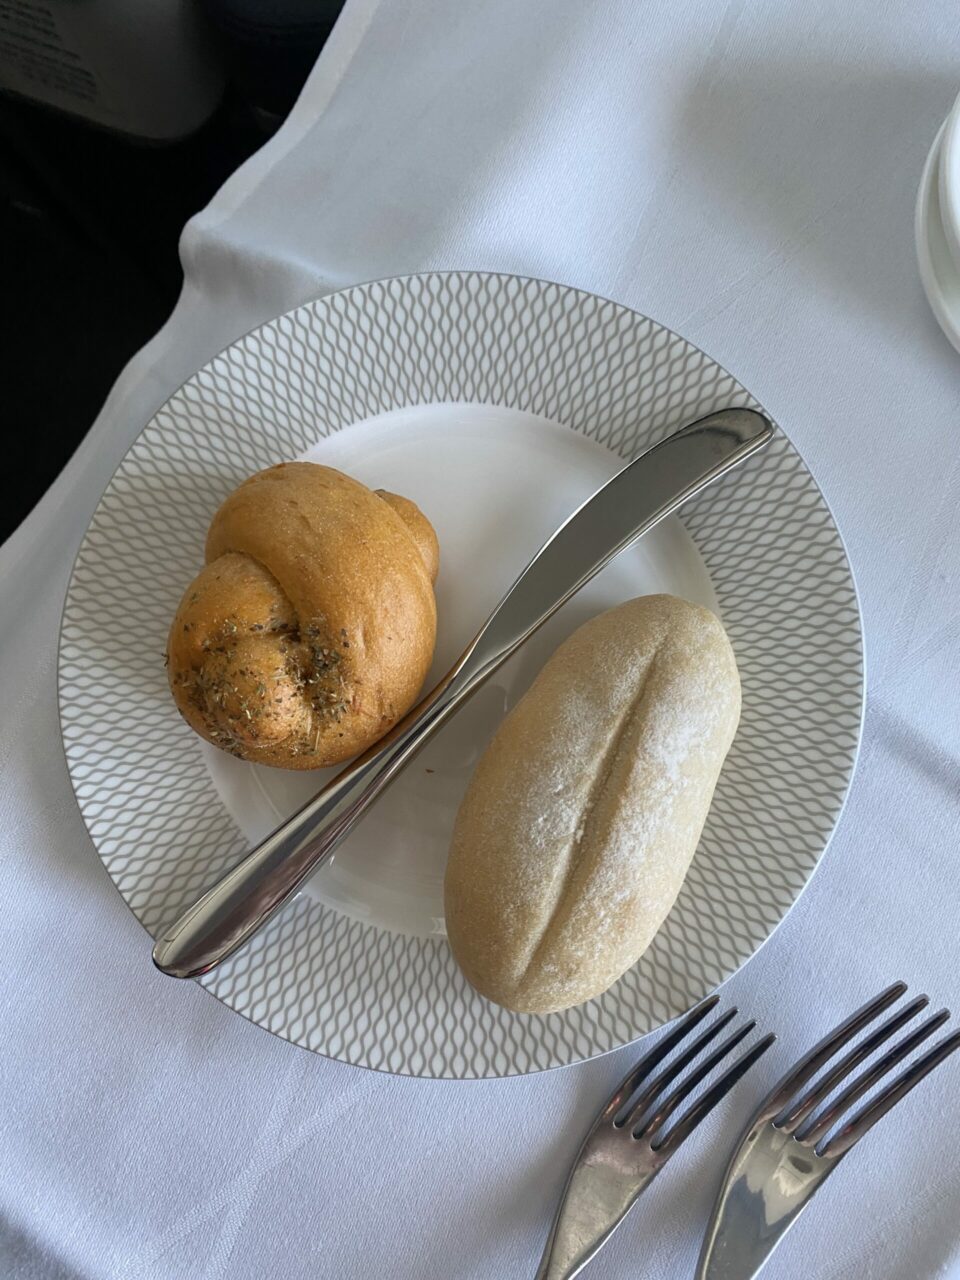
167;462;439;769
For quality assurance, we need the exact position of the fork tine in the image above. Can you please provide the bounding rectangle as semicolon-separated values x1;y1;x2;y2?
762;981;907;1115
797;1009;949;1147
654;1033;776;1157
600;995;720;1121
777;995;930;1132
819;1024;960;1158
615;1008;739;1127
632;1021;756;1140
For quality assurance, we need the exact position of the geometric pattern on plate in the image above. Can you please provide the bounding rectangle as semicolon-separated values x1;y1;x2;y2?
59;272;863;1077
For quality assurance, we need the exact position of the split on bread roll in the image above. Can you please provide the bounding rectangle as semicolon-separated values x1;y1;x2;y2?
166;462;438;769
444;595;740;1014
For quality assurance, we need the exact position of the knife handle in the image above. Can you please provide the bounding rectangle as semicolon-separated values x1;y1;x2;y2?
153;648;483;978
152;407;772;978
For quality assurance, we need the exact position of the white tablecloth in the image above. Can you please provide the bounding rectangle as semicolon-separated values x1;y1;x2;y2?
4;2;960;1276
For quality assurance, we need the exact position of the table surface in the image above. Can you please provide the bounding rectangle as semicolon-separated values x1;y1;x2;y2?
3;2;960;1277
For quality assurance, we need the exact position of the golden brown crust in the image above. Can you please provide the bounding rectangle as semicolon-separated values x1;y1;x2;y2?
167;463;438;769
376;490;440;583
443;595;740;1013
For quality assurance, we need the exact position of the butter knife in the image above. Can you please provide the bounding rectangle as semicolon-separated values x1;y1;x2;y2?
153;406;773;978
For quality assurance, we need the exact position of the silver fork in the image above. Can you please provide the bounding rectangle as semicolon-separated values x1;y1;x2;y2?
696;981;960;1279
535;996;775;1280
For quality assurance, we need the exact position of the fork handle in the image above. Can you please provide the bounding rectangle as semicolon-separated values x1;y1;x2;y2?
535;1163;651;1279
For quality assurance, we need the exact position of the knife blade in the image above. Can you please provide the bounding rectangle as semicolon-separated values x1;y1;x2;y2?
153;406;773;979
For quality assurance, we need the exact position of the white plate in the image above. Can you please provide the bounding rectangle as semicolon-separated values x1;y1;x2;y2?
59;272;863;1078
916;120;960;353
936;89;960;274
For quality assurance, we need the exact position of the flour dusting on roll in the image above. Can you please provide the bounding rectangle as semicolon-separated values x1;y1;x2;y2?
443;595;740;1013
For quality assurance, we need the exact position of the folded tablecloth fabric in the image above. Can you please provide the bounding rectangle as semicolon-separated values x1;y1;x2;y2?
3;2;960;1276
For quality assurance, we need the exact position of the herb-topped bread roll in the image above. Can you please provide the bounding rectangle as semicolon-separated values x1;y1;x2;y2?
166;462;439;769
444;595;740;1013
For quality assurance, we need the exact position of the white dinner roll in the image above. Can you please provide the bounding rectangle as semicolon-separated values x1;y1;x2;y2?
444;595;741;1013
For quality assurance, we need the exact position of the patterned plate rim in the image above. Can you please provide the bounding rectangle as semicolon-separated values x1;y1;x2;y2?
57;270;865;1078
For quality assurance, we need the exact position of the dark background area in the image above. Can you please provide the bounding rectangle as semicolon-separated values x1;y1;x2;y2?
0;0;343;545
